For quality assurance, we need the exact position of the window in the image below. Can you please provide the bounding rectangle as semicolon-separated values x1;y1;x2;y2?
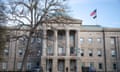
4;49;9;56
48;34;53;40
58;47;65;56
47;47;53;55
88;38;93;43
70;35;74;41
89;62;94;67
27;62;32;70
89;49;93;57
81;62;85;67
98;63;103;69
97;50;102;57
111;50;116;57
58;31;65;40
46;59;52;72
6;35;10;42
17;62;22;69
58;35;64;40
37;50;41;56
70;47;76;56
19;37;26;45
113;63;117;70
2;62;7;70
36;61;40;67
80;38;84;44
37;38;41;43
47;30;53;40
70;60;76;71
97;38;101;43
18;49;24;56
80;49;84;56
58;60;64;72
111;37;115;45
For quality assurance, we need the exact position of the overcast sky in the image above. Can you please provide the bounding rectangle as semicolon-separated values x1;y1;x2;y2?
68;0;120;28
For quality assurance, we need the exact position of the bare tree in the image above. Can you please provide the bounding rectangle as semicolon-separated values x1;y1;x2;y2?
0;0;6;25
0;0;7;61
6;0;70;71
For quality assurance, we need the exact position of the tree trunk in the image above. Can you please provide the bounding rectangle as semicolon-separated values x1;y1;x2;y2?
20;31;33;71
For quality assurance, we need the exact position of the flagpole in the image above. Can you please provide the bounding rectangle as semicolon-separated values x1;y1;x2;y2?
96;15;97;25
96;9;97;25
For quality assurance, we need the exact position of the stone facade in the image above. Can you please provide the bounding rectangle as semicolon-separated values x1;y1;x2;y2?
0;19;120;72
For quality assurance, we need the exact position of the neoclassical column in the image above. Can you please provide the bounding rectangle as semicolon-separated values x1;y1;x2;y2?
75;30;79;49
66;29;70;56
52;58;57;72
76;30;81;57
54;30;58;56
41;57;46;72
65;59;70;72
77;59;82;72
42;28;47;56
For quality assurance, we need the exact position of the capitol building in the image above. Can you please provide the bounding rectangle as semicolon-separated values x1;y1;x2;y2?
0;18;120;72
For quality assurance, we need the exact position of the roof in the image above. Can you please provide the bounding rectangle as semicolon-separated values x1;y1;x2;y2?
45;16;82;24
80;25;120;32
103;27;120;32
80;25;103;31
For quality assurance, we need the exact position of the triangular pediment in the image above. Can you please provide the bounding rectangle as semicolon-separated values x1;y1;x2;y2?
44;16;82;24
